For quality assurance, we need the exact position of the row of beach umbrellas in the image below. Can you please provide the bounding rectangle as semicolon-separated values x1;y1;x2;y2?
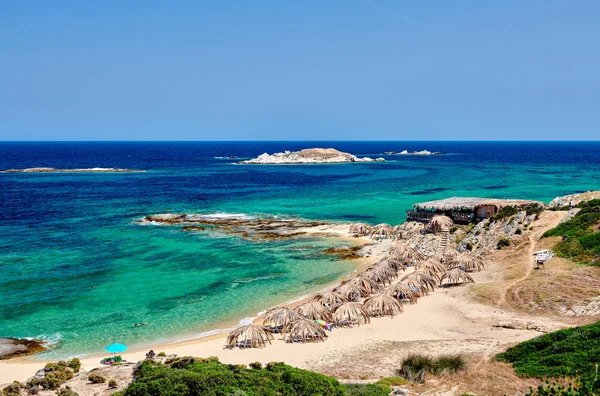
350;215;455;240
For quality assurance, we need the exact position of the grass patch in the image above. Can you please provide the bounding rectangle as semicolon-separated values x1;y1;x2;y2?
399;354;466;383
496;320;600;380
343;383;391;396
491;206;519;222
375;376;407;387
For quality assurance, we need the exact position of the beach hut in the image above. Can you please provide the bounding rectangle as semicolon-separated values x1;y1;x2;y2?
333;302;370;327
334;282;368;301
426;215;454;233
310;291;348;308
401;271;437;292
282;318;328;343
349;223;372;236
389;243;426;264
347;276;381;295
294;301;333;321
263;307;304;331
370;224;394;240
226;325;274;349
384;283;419;304
447;252;485;272
364;294;404;317
441;267;475;286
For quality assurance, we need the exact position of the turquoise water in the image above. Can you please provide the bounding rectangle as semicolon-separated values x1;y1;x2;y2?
1;141;599;358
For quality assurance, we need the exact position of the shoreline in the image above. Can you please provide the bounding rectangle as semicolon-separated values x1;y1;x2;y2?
0;223;376;384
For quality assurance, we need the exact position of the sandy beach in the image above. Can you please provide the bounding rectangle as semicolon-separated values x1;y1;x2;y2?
0;213;575;390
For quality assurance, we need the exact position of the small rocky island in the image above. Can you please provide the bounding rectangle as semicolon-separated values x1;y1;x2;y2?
1;167;144;173
238;148;385;164
383;150;443;155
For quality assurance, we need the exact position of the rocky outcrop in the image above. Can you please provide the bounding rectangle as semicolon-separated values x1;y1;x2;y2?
1;167;143;173
239;148;385;164
560;296;600;317
549;191;600;208
0;338;47;360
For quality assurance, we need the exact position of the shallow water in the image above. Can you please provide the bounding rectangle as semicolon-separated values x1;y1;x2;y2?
1;141;598;358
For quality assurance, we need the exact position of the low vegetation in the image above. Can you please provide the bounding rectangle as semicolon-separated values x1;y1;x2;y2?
544;198;600;264
399;354;466;383
56;386;79;396
23;359;78;390
343;383;391;396
115;357;345;395
87;373;106;384
497;320;600;380
491;205;519;222
526;378;600;395
497;237;511;249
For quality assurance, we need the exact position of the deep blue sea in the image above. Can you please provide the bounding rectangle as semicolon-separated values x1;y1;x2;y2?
1;141;599;358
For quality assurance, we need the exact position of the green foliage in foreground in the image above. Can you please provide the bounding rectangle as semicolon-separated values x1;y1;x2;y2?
544;199;600;264
343;383;391;396
526;378;600;395
115;357;345;396
399;354;466;383
496;320;600;380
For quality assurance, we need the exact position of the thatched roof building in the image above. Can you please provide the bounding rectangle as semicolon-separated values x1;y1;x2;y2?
364;294;404;317
226;324;274;348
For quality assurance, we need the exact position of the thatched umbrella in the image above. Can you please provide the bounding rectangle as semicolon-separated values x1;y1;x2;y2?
379;257;407;272
310;291;348;308
349;223;372;236
364;294;404;317
294;301;333;321
384;283;419;304
392;225;405;240
334;282;367;301
448;252;485;272
348;276;381;295
362;269;394;286
282;318;328;343
333;302;370;326
426;215;454;233
442;248;460;265
226;324;274;348
428;252;446;264
401;271;437;292
389;243;426;264
370;223;394;239
441;267;475;286
368;263;398;279
416;259;447;277
263;306;304;330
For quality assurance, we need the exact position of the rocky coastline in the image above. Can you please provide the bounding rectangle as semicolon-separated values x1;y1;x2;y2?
1;167;144;173
0;338;48;360
238;148;385;164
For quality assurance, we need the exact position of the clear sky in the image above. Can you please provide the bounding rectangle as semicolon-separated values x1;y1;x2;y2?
1;1;598;141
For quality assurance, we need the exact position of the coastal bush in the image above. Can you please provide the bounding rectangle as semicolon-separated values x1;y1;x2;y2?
526;378;600;395
116;358;345;396
1;381;21;396
156;352;166;357
497;238;511;249
108;379;118;389
465;242;474;251
496;320;600;380
87;373;106;384
375;376;407;386
525;204;545;217
515;228;522;235
431;354;466;375
67;358;81;373
28;364;74;390
343;383;391;396
492;206;519;222
249;361;262;370
55;386;79;396
399;354;433;382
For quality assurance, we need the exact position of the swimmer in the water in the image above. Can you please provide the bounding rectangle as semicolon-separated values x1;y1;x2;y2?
134;322;147;327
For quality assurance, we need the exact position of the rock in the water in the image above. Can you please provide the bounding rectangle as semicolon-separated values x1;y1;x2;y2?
0;338;47;360
238;148;384;164
1;167;144;173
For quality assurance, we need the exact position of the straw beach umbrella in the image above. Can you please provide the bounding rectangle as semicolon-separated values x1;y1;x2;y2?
389;243;426;264
294;301;333;321
379;257;407;272
333;302;370;327
362;269;394;286
428;252;446;265
282;318;328;343
349;223;372;236
263;307;304;330
392;225;404;240
348;276;381;295
401;271;437;292
416;259;447;277
334;282;367;301
384;283;419;304
426;215;454;233
310;291;348;308
364;294;404;317
370;224;394;239
442;248;460;266
441;267;475;286
448;252;485;272
227;325;274;349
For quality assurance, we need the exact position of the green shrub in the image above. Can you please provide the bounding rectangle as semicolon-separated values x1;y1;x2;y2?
526;378;600;395
497;320;600;380
1;381;21;396
492;206;519;222
515;228;522;235
56;386;78;396
343;383;391;396
497;237;511;249
466;242;474;251
375;376;407;386
525;204;544;217
249;361;262;370
116;358;345;396
67;358;81;373
88;373;106;384
108;379;118;389
449;226;459;234
431;354;466;375
399;354;433;382
156;352;166;357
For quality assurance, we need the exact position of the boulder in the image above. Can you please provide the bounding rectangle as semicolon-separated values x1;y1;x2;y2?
0;338;47;360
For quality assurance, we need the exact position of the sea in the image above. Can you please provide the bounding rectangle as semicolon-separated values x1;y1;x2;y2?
1;141;599;359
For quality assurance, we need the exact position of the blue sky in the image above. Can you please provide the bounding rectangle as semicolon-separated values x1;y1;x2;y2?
1;1;598;140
